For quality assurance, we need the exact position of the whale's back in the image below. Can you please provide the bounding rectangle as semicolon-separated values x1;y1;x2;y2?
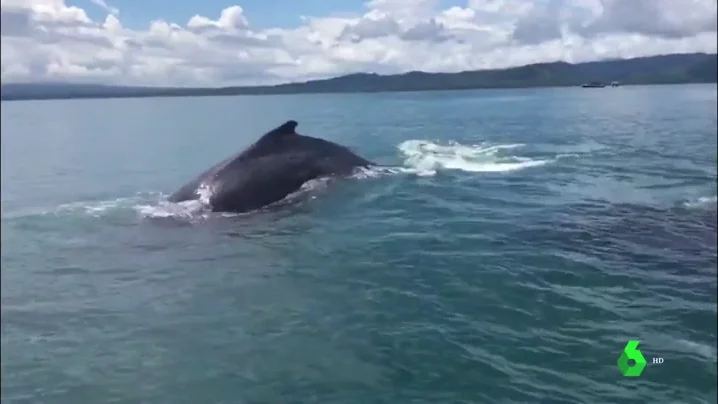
167;120;374;211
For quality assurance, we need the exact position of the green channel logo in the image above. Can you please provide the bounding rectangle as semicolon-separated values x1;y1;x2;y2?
617;340;647;376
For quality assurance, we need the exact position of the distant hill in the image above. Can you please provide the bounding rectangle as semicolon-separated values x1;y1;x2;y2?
2;53;716;101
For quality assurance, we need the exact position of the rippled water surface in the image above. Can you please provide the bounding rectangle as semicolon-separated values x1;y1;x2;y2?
2;85;717;404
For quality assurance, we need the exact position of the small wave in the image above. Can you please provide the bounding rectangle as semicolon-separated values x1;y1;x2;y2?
2;191;215;222
351;166;405;179
396;140;552;176
135;177;335;220
2;192;165;219
132;182;217;220
133;199;209;220
682;195;717;209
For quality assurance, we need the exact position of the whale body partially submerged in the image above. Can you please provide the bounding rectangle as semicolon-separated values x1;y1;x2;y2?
168;120;375;213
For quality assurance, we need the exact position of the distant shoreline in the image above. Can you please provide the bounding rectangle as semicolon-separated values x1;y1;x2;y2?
2;81;716;103
2;52;715;102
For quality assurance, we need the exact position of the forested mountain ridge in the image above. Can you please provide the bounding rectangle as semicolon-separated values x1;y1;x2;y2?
2;53;716;101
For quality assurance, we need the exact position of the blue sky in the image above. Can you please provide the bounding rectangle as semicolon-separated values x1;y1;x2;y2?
68;0;465;29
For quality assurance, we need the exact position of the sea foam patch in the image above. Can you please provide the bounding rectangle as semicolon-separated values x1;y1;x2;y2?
396;139;552;176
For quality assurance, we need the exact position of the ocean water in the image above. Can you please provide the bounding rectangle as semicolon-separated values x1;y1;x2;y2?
1;84;716;404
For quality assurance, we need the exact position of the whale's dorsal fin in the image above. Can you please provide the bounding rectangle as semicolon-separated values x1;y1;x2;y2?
274;120;298;136
238;120;299;160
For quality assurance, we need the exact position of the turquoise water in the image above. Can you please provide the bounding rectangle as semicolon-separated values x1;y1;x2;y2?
2;84;716;404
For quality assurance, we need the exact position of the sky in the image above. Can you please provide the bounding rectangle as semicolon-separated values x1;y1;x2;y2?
1;0;716;87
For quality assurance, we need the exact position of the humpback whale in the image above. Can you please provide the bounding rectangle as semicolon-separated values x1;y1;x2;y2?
168;120;375;213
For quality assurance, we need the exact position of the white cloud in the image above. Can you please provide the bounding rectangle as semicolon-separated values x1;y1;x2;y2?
187;5;249;31
1;0;716;86
90;0;118;16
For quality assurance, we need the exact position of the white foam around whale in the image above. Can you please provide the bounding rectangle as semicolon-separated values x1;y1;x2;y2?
4;139;557;220
395;139;552;176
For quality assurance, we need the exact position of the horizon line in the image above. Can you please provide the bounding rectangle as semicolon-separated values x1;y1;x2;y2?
2;51;716;90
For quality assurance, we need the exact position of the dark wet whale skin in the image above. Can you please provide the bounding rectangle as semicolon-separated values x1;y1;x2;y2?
167;120;375;213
